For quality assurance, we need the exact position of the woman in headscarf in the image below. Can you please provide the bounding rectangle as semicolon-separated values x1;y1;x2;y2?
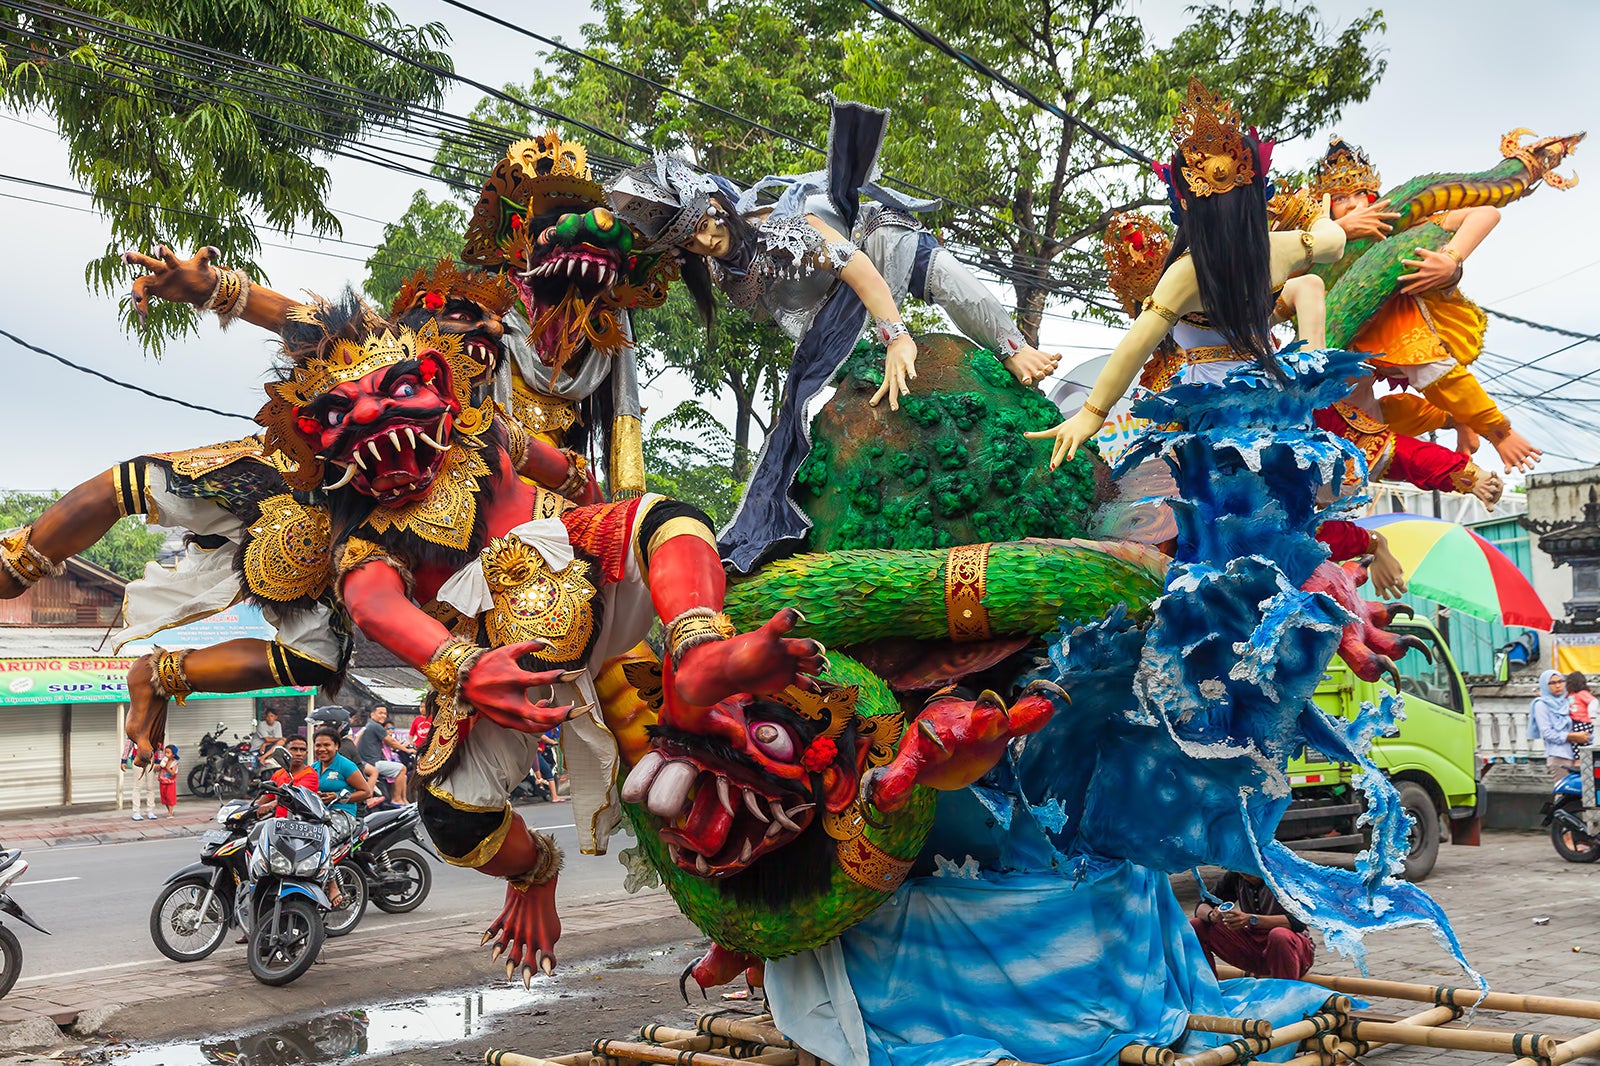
1530;669;1588;779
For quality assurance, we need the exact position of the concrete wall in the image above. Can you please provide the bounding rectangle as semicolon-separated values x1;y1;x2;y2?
1524;465;1600;638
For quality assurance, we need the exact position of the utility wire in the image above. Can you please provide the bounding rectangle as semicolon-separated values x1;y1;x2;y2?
0;327;255;420
852;0;1154;165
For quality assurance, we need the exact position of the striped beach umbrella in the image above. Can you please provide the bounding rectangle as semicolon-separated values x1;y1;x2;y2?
1355;513;1552;630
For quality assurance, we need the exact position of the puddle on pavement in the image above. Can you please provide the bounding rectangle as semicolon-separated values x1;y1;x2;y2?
101;984;560;1066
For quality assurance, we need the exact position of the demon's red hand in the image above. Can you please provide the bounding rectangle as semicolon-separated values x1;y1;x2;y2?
462;641;583;734
1304;558;1430;688
673;608;827;707
863;681;1063;813
482;875;561;986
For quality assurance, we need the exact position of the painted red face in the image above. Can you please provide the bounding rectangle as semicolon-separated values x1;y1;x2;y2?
298;353;459;503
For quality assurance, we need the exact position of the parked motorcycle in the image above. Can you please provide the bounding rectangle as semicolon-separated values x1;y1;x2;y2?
189;722;262;799
149;783;350;985
0;849;50;999
345;805;432;915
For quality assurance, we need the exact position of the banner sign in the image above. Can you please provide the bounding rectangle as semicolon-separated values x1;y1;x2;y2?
0;657;310;706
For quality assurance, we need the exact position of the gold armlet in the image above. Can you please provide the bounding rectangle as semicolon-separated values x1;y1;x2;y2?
0;525;65;589
149;648;194;703
336;537;415;598
204;267;252;326
1300;229;1316;264
557;450;590;498
1081;401;1110;419
422;636;484;697
504;418;529;470
507;832;564;890
666;607;736;663
1140;296;1179;325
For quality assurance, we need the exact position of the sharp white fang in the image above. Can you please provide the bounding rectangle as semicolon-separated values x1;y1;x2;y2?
743;789;769;823
715;777;735;817
694;853;711;876
354;450;367;470
321;463;357;490
764;821;783;840
581;261;590;280
367;440;383;463
404;427;417;448
770;800;802;833
738;839;754;864
786;803;815;818
417;431;446;451
387;430;402;453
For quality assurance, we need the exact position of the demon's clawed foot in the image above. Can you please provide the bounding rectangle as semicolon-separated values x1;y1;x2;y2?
861;680;1064;813
1304;559;1430;688
679;942;762;1002
480;876;561;988
124;654;169;768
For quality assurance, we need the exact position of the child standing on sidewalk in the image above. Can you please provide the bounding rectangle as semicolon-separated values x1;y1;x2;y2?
157;745;179;817
122;737;158;820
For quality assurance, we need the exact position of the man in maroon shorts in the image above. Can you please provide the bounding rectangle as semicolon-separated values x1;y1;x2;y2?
1191;871;1315;980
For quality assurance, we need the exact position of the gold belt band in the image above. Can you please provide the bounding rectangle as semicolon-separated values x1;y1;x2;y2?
1180;344;1244;365
943;542;992;642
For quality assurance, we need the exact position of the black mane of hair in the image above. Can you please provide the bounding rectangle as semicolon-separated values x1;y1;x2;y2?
1163;133;1284;380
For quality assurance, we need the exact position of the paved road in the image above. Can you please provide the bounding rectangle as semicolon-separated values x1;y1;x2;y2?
6;803;629;988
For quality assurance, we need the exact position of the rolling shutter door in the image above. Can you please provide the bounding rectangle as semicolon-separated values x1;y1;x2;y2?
67;703;122;805
164;697;256;764
1;706;65;811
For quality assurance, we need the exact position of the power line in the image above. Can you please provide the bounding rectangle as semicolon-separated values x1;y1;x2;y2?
0;327;255;421
852;0;1154;166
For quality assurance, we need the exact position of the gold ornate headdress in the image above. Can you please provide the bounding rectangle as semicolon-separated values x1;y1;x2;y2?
1500;128;1584;192
462;132;605;268
1172;78;1256;198
768;682;858;742
258;316;491;491
392;258;518;319
1310;135;1381;199
1102;213;1171;318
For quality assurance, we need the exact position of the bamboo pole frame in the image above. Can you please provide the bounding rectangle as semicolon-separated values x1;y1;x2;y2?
1184;1015;1272;1039
1117;1044;1175;1064
591;1039;767;1066
1342;1016;1556;1059
1217;965;1600;1023
694;1013;796;1049
1511;1024;1600;1066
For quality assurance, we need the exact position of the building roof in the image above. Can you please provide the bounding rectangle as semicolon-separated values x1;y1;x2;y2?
0;626;125;658
347;667;428;708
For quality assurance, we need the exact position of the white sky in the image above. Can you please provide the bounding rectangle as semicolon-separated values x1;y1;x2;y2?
1;0;1596;492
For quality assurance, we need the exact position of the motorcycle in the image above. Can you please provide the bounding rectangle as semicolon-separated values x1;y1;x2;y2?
150;783;351;985
344;804;432;915
0;848;50;999
189;722;262;798
199;1010;369;1066
1545;745;1600;863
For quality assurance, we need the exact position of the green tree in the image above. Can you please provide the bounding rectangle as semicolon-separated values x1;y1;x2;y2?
0;491;163;581
363;189;468;308
837;0;1387;337
0;0;454;351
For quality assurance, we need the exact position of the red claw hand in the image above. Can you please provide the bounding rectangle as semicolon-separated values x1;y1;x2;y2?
1303;559;1430;688
461;640;585;734
673;607;827;708
679;942;758;1002
482;876;561;986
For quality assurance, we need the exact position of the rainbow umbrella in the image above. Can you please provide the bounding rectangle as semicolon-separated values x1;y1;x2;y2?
1354;513;1552;630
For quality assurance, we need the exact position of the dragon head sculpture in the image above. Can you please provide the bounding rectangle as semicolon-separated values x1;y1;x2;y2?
462;132;676;377
1501;128;1585;190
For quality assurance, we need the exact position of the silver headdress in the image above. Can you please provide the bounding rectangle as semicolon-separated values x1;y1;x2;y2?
605;153;720;253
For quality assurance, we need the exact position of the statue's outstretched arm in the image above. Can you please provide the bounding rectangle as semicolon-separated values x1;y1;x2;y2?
125;245;299;334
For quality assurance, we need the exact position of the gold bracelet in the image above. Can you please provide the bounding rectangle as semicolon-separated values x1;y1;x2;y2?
557;450;590;498
1442;246;1464;264
666;607;736;662
0;525;64;589
1140;296;1179;325
150;648;194;703
1081;401;1109;419
422;637;483;696
508;832;564;890
1300;229;1316;263
205;268;241;315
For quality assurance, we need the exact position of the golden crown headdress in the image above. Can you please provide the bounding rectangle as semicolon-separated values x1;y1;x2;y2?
392;258;518;320
463;131;605;268
1102;213;1171;318
1173;78;1256;198
1310;135;1381;199
768;681;859;741
258;316;491;491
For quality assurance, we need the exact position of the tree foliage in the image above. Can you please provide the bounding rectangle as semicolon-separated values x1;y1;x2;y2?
0;0;454;351
0;490;164;580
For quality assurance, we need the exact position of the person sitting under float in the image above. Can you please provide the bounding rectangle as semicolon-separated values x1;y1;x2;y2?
1191;870;1316;980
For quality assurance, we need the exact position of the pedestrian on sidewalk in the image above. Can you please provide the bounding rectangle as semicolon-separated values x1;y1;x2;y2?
122;736;158;820
157;745;180;817
1191;871;1315;980
1530;669;1589;779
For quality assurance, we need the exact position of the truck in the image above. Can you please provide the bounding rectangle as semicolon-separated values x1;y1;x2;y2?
1277;617;1480;881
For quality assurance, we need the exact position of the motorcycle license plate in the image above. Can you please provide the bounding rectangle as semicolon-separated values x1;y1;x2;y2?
199;830;230;846
281;820;323;841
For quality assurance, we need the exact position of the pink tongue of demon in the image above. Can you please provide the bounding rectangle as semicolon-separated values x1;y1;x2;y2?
677;772;735;856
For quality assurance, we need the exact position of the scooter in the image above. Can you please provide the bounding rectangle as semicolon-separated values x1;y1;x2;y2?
0;849;50;999
1543;744;1600;863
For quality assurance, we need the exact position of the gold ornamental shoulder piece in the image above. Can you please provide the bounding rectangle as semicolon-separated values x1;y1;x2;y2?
480;535;598;664
244;494;334;602
150;436;268;479
364;443;490;552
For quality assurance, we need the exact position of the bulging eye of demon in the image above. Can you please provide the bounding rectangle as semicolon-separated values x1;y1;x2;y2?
749;720;795;761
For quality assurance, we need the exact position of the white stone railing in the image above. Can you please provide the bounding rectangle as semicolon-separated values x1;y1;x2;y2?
1476;709;1541;763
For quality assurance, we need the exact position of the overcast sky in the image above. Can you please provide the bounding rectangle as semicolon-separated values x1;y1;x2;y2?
1;0;1596;493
